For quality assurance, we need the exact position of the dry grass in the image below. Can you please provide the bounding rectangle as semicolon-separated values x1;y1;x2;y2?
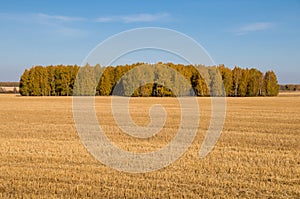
0;94;299;198
278;91;300;97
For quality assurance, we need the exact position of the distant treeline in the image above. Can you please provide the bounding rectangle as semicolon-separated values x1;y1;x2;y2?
280;84;300;91
19;63;279;97
0;82;19;93
0;82;19;87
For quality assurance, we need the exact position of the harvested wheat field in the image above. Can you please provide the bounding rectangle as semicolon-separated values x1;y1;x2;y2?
0;94;299;198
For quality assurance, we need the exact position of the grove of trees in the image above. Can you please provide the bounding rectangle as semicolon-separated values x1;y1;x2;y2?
19;63;280;97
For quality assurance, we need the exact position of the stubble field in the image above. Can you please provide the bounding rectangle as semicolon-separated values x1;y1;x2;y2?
0;94;299;198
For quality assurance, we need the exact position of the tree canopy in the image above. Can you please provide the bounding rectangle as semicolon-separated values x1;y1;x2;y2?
19;63;279;97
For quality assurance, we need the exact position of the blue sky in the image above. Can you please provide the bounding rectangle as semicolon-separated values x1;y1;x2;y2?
0;0;299;83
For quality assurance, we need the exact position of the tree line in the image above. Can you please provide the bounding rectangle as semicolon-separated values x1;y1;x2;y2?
0;82;19;94
0;82;19;87
19;63;279;97
280;84;300;91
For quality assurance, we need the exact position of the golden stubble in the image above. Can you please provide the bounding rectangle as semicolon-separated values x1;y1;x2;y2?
0;94;299;198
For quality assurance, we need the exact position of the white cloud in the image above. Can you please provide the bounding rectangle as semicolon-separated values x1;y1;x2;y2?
35;13;85;22
0;12;85;25
1;12;170;24
95;13;170;23
29;13;88;37
0;12;88;37
233;22;275;35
